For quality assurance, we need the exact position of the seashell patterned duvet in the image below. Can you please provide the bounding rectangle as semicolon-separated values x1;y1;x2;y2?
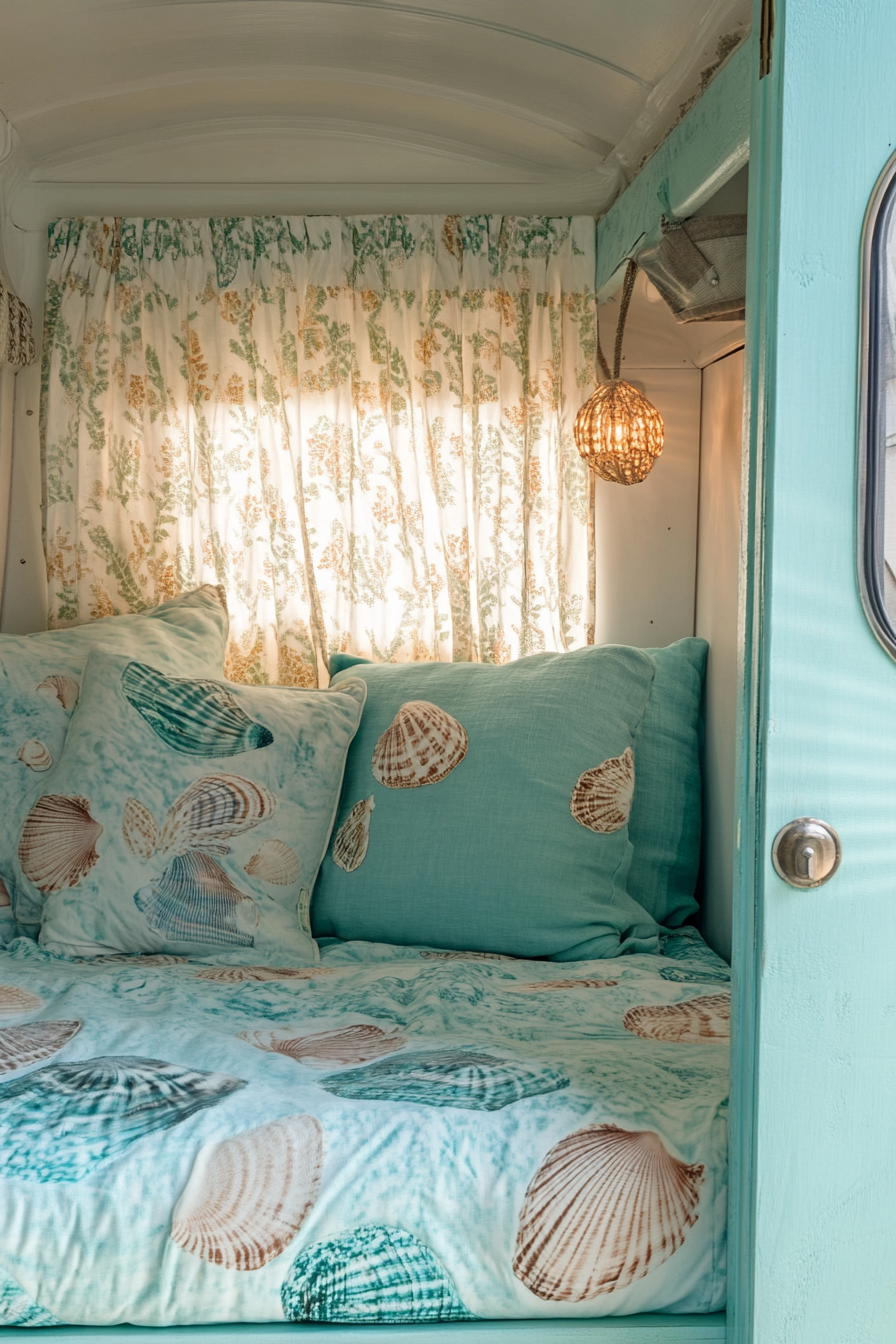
512;1123;705;1300
332;797;375;872
0;1055;247;1182
570;747;635;834
241;1023;406;1066
0;986;43;1019
0;1021;82;1075
0;879;11;909
371;701;468;789
0;1267;64;1327
281;1224;474;1323
18;795;103;892
660;965;730;985
244;838;300;885
623;994;731;1043
121;661;274;757
17;740;52;772
171;1114;323;1271
507;979;619;992
36;675;79;712
319;1048;568;1111
159;775;276;857
134;852;258;947
194;965;336;983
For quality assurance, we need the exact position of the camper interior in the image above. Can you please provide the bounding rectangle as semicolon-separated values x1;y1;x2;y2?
1;3;895;1343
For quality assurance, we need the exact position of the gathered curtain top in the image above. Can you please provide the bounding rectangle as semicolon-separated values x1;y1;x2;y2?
47;215;596;297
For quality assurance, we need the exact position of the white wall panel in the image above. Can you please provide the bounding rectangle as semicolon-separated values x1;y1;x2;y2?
695;347;744;960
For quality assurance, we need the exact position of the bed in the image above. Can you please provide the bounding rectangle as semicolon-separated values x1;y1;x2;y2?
0;928;728;1328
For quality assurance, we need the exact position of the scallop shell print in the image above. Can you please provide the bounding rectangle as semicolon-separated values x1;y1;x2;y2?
242;1024;407;1066
0;986;43;1019
36;675;79;711
171;1114;323;1270
332;797;375;872
372;702;468;789
122;797;160;859
0;879;11;909
660;965;730;985
17;740;52;772
18;796;103;892
159;774;275;856
0;1269;64;1327
0;1021;82;1075
281;1224;474;1324
570;747;635;834
195;965;336;983
244;839;300;885
623;994;730;1043
320;1049;568;1111
134;852;257;947
121;661;274;756
512;1124;705;1300
0;1056;247;1183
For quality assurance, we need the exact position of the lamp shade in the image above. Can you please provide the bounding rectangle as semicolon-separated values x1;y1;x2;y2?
574;378;664;486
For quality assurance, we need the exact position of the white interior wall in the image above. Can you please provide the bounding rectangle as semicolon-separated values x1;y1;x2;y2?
694;347;744;960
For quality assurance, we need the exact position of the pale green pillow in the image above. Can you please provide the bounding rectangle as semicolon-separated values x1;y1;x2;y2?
33;649;366;965
314;645;659;960
0;587;229;943
327;638;708;931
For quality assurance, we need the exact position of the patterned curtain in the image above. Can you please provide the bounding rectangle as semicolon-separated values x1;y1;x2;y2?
41;216;598;684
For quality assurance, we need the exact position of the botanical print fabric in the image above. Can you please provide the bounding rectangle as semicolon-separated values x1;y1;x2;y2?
0;929;728;1325
41;216;599;685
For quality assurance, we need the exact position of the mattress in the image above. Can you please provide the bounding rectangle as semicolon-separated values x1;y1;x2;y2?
0;928;729;1327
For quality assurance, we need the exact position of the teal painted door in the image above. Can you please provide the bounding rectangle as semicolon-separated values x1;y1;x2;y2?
731;2;896;1341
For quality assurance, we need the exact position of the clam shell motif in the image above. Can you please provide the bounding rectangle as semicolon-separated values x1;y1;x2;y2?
241;1024;406;1067
419;949;514;961
171;1114;323;1271
17;739;52;772
0;986;43;1019
281;1224;473;1323
0;879;11;909
0;1268;64;1327
36;675;79;711
18;795;103;892
0;1021;82;1075
570;747;635;834
513;1123;705;1300
244;838;300;886
332;797;375;872
134;852;257;947
194;965;335;983
0;1056;247;1183
660;965;730;985
122;797;159;859
84;954;191;967
159;774;275;856
508;979;619;993
623;994;730;1043
121;661;274;757
372;701;468;789
319;1049;568;1111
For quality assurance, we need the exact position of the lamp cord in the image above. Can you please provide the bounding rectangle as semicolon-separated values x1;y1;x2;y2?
596;258;638;383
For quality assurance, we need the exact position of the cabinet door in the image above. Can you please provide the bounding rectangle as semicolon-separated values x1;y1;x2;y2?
733;1;896;1340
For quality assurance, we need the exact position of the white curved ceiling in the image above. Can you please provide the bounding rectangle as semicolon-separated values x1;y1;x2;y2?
0;0;749;214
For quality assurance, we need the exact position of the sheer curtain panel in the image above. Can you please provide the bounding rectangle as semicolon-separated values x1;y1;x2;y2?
41;216;598;683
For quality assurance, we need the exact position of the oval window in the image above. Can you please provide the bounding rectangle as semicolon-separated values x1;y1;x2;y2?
861;152;896;654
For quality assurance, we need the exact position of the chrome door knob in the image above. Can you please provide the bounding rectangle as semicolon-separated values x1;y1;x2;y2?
772;818;842;888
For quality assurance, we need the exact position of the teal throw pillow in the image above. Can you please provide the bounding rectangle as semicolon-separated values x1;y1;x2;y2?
0;586;230;943
314;645;659;960
328;638;708;932
32;650;366;965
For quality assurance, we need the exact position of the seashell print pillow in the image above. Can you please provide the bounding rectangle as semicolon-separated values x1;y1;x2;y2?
328;637;709;932
314;645;660;960
0;585;230;944
32;649;366;965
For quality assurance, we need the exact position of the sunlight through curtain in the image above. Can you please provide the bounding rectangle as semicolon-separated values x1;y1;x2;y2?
41;215;598;683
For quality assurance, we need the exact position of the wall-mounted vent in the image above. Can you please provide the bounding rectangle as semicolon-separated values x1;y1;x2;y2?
636;215;747;323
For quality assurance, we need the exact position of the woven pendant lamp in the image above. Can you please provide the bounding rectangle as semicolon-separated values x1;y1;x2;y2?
575;262;664;486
